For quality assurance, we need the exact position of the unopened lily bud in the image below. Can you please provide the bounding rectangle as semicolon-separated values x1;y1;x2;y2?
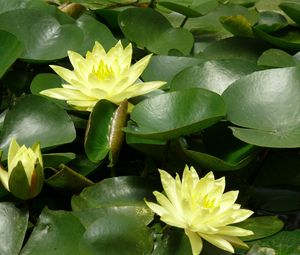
0;138;44;200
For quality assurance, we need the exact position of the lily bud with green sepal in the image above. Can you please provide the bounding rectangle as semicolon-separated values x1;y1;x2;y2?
0;139;44;200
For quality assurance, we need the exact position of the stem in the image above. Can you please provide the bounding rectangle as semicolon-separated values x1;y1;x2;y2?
180;16;188;28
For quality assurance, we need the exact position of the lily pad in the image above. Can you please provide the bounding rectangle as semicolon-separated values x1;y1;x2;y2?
222;67;300;147
0;95;76;158
0;202;28;255
248;230;300;255
78;213;153;255
257;48;300;67
141;55;203;85
119;8;194;55
20;208;85;255
170;59;259;94
0;9;83;61
234;216;284;241
0;30;23;78
124;88;226;140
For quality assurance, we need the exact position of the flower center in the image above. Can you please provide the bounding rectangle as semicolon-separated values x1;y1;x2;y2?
94;60;114;80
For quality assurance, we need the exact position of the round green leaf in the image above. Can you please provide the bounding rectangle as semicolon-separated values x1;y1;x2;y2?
253;26;300;51
255;11;288;33
279;2;300;26
141;55;203;85
234;216;284;241
73;206;153;229
248;230;300;255
0;202;28;255
203;37;269;63
124;88;226;139
0;30;23;78
0;0;48;15
43;152;76;168
71;176;155;211
257;48;299;67
185;4;248;38
20;208;85;255
46;164;93;192
84;100;117;163
79;213;153;255
119;8;193;55
30;73;63;94
75;14;117;54
0;95;76;158
0;9;83;61
158;2;204;17
170;59;259;94
222;67;300;147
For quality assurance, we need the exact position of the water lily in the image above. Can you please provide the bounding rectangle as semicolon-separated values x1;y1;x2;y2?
145;166;253;255
40;41;166;111
0;139;44;200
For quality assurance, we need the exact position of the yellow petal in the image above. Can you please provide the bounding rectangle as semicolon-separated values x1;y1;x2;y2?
40;87;93;101
185;229;203;255
50;65;75;84
200;233;235;253
222;235;249;249
0;167;9;191
217;226;254;236
120;81;166;99
158;170;182;214
126;54;152;86
7;138;20;170
144;200;167;216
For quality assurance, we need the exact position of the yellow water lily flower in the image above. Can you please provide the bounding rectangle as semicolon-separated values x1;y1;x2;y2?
145;166;254;255
40;41;166;111
0;138;44;200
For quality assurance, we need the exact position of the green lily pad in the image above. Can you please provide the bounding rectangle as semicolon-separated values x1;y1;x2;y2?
253;26;300;51
84;100;117;163
222;67;300;147
234;216;284;241
255;11;288;33
75;14;117;54
43;153;76;168
0;95;76;158
158;0;218;17
124;88;226;140
0;9;84;61
0;202;28;255
46;164;94;192
279;2;300;26
203;37;270;63
30;73;63;94
119;8;194;55
170;59;259;94
71;176;155;211
141;55;203;85
248;230;300;255
78;213;153;255
0;30;23;78
257;48;300;67
20;208;85;255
